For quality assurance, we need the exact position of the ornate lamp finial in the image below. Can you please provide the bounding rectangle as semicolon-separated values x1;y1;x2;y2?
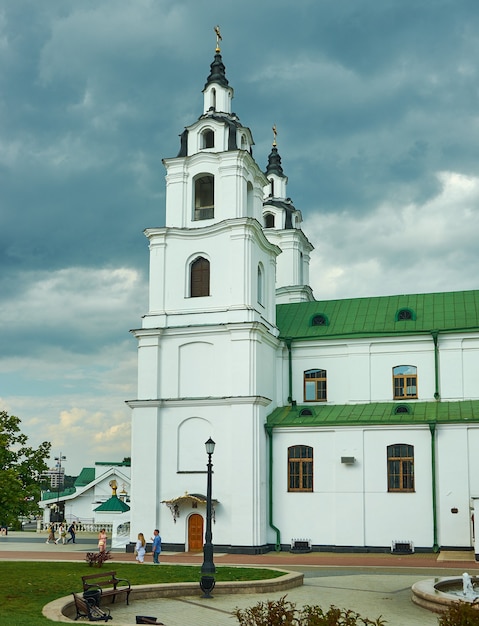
214;25;222;53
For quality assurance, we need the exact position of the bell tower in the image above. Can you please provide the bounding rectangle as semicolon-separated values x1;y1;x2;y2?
128;30;281;553
262;128;315;303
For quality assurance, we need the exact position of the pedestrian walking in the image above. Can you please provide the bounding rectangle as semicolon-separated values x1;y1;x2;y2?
98;528;107;552
45;524;55;544
66;521;76;543
135;532;146;563
55;523;66;544
151;529;161;564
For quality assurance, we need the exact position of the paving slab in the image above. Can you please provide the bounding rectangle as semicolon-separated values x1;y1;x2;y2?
2;532;479;626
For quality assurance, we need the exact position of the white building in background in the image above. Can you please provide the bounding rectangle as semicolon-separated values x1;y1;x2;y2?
40;461;130;541
127;35;479;558
42;466;65;490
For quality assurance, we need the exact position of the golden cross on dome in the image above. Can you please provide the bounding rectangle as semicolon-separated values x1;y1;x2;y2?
272;124;277;147
214;25;222;53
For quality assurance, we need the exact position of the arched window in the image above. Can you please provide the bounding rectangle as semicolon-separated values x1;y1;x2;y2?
387;444;414;492
201;129;214;149
395;308;416;321
246;181;254;217
194;175;214;220
190;257;210;297
394;404;411;415
393;365;417;399
311;314;328;327
304;369;327;402
270;178;274;196
257;263;264;306
288;445;313;492
264;213;275;228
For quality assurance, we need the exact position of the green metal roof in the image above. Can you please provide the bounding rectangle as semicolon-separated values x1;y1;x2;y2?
74;468;95;487
266;400;479;429
94;495;130;513
95;461;131;467
276;290;479;340
41;487;76;501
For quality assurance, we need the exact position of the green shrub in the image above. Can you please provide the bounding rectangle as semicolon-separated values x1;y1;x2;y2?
233;596;297;625
233;595;387;625
437;600;479;626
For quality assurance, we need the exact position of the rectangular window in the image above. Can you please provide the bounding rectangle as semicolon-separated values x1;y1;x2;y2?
288;445;313;492
304;369;327;402
387;444;414;492
393;366;417;400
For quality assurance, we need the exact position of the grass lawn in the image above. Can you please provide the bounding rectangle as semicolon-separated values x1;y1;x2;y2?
0;561;283;625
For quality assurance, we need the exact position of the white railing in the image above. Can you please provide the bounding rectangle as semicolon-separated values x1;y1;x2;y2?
40;521;113;533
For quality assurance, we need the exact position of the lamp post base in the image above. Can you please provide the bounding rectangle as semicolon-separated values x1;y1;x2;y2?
199;575;216;599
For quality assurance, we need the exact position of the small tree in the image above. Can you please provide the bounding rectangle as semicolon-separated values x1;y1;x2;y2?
0;410;51;527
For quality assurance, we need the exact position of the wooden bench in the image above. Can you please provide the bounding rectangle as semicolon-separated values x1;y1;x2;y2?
72;593;112;622
81;571;131;605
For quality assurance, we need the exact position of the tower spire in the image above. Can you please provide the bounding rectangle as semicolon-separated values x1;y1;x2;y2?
204;26;229;90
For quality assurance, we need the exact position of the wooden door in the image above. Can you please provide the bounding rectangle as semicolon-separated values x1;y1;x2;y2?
188;513;204;552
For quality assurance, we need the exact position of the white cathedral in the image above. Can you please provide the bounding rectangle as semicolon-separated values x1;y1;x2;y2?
127;36;479;558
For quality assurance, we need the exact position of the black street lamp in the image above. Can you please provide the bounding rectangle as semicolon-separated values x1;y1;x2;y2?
54;453;66;522
200;437;216;598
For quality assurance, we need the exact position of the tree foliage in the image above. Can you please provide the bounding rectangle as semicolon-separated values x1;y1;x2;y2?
0;410;51;527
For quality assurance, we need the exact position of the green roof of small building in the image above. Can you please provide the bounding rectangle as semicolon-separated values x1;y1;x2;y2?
41;487;76;501
74;468;95;487
276;290;479;341
266;400;479;429
95;460;131;467
94;495;130;513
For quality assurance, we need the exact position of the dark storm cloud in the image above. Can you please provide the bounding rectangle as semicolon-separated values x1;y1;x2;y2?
1;0;479;471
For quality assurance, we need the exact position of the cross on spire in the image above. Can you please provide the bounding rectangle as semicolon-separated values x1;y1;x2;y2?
214;25;222;53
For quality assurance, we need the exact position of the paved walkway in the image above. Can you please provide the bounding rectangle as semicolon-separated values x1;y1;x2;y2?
1;532;478;625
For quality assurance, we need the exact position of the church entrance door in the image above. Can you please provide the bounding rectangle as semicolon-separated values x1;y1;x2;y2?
188;513;204;551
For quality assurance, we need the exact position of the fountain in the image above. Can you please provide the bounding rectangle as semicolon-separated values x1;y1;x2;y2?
462;573;477;599
412;573;479;613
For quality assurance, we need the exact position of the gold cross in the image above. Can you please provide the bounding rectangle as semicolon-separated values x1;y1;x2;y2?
272;125;277;147
214;25;222;53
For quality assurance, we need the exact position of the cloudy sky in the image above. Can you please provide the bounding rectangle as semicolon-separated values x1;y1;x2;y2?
1;0;479;474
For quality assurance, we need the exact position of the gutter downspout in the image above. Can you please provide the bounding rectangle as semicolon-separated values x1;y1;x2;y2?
431;331;440;400
285;338;293;404
429;420;439;552
265;424;281;551
430;331;440;551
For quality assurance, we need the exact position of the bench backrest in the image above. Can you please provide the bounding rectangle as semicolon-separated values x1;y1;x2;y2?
82;571;118;588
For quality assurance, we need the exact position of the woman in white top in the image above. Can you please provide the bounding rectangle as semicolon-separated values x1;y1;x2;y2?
56;523;66;544
135;532;146;563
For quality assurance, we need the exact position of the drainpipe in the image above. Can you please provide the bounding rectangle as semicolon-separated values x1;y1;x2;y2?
431;331;440;400
429;420;439;552
266;425;281;551
285;338;293;404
